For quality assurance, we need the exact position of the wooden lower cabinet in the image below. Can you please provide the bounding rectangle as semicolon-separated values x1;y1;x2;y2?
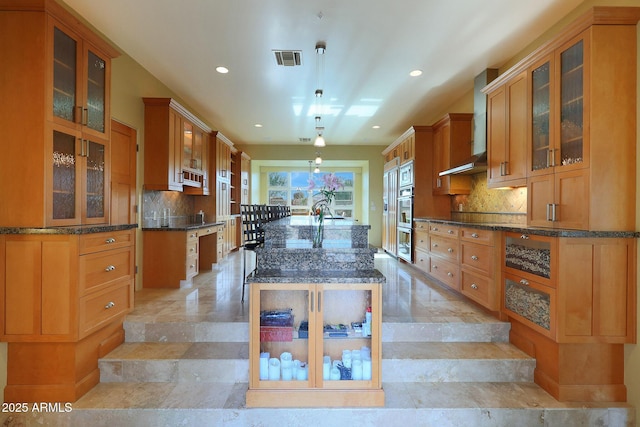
459;227;500;311
142;224;224;288
502;232;636;401
246;282;384;407
0;229;135;402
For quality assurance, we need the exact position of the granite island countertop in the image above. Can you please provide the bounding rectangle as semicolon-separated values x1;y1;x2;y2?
414;217;639;238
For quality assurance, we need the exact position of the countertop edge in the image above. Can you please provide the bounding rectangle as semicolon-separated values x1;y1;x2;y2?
0;223;138;235
414;217;639;238
142;221;225;231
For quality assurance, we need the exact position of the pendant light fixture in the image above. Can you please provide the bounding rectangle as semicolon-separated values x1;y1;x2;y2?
315;152;322;165
313;42;327;147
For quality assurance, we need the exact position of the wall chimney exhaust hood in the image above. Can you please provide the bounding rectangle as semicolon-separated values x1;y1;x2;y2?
439;151;487;176
439;69;497;177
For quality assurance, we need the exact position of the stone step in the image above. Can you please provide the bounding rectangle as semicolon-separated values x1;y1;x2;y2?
5;382;633;426
99;342;533;384
123;320;510;344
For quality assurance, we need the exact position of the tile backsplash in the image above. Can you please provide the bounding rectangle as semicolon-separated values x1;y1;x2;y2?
142;190;195;227
451;174;527;225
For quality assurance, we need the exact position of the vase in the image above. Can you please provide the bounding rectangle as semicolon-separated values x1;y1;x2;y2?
313;212;324;248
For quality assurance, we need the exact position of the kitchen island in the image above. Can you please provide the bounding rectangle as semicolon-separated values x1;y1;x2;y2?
246;216;385;407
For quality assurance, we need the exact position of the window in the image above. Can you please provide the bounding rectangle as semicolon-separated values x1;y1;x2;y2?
268;170;355;217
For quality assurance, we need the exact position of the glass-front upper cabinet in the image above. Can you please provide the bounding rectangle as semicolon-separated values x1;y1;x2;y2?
183;121;194;169
51;20;110;138
529;35;586;176
50;127;108;226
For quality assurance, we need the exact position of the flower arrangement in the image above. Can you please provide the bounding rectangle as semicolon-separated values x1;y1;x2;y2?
308;173;344;247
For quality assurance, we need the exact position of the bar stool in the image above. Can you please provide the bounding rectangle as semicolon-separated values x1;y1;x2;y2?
240;204;265;303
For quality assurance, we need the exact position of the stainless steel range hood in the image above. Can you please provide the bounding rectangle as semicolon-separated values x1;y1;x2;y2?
439;151;487;176
438;69;496;177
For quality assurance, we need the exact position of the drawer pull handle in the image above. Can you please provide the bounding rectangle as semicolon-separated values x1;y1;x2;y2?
471;283;478;290
432;227;438;231
105;238;116;244
447;272;453;277
471;233;479;238
432;265;437;269
519;279;529;286
520;234;529;240
190;264;195;269
447;248;453;253
471;255;478;261
104;301;115;309
190;233;197;238
190;248;195;252
105;265;116;272
447;230;454;234
432;243;438;248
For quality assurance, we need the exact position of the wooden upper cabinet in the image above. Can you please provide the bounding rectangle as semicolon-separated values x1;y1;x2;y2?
143;98;212;194
485;8;640;231
485;72;527;188
0;1;119;227
432;113;473;195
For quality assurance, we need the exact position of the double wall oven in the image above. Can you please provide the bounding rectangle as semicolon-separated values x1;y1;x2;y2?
397;161;414;262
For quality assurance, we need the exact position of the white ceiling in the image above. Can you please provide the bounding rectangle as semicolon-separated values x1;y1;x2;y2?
62;0;584;146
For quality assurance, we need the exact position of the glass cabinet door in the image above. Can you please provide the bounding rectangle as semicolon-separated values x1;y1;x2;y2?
558;39;584;168
85;48;107;134
52;26;78;124
257;287;312;387
84;138;107;221
531;59;551;173
317;286;375;389
52;130;80;221
183;121;194;170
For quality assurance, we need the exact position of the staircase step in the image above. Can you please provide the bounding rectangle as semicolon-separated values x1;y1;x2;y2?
99;342;533;384
382;342;534;382
5;382;633;426
123;320;509;344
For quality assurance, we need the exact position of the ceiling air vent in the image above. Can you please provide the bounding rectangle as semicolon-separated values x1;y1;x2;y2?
274;50;302;66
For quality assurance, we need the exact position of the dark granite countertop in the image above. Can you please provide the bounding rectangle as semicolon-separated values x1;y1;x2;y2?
414;217;639;238
0;223;138;235
247;269;386;284
142;221;225;231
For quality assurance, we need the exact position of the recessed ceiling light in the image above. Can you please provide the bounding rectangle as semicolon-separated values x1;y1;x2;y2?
216;66;229;74
254;124;263;128
372;125;380;129
409;69;422;77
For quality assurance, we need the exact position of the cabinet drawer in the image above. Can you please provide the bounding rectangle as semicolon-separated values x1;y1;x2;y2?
429;235;459;262
80;247;134;294
461;242;494;276
187;238;198;257
461;271;495;310
186;230;199;241
430;257;459;290
186;254;199;279
79;280;132;338
503;272;556;338
80;229;134;254
429;223;458;238
460;227;495;246
414;221;428;231
198;225;218;237
413;248;430;273
414;230;429;251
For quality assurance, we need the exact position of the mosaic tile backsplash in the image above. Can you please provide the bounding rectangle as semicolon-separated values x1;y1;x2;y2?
451;174;527;225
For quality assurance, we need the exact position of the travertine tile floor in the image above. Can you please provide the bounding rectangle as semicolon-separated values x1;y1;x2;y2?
2;251;634;426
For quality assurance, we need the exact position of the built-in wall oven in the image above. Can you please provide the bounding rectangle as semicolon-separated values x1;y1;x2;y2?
397;186;413;262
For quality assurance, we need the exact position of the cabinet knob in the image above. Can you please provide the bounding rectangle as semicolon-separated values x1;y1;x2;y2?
447;248;453;253
471;283;478;290
432;265;437;269
432;227;438;231
105;265;116;272
105;238;116;244
520;234;529;240
447;272;453;277
432;243;438;248
471;233;479;238
104;301;115;309
447;230;454;234
471;255;478;261
519;279;529;286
